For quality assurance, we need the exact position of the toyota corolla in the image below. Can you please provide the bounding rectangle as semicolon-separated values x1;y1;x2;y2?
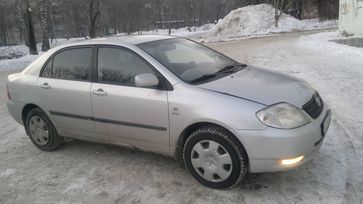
6;35;331;189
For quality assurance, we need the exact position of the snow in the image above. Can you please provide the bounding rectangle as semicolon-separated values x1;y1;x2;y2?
62;177;88;193
299;31;363;60
203;4;337;42
0;32;362;203
207;32;363;203
0;5;362;202
0;169;16;178
138;5;338;43
0;38;85;70
0;4;340;69
135;23;216;38
0;45;28;60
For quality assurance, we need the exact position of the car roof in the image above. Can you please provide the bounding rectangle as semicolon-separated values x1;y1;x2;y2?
20;35;181;78
59;35;178;48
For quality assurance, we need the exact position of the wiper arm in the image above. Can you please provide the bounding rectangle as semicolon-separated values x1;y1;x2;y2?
190;74;217;84
216;63;247;74
190;64;247;84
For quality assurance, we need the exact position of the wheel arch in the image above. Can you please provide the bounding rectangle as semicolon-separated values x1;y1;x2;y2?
22;104;41;124
174;122;249;166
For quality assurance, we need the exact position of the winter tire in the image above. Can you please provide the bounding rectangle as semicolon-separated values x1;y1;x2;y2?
183;126;247;189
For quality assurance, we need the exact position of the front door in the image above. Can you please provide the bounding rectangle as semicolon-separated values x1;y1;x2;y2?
91;46;169;152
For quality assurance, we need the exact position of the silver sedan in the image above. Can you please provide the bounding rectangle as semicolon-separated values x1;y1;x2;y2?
6;35;331;189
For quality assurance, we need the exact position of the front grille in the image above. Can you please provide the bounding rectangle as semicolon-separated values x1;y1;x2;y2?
303;93;324;119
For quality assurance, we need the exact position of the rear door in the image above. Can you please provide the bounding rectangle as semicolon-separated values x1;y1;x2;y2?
37;46;97;139
90;46;169;152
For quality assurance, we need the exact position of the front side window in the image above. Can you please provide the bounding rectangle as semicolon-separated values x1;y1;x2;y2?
97;47;155;86
138;39;241;84
41;47;92;81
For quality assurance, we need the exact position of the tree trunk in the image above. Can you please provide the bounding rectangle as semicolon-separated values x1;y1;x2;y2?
275;8;279;27
89;0;100;38
48;7;55;42
0;14;8;45
25;0;38;55
273;0;296;27
38;0;50;51
16;0;25;44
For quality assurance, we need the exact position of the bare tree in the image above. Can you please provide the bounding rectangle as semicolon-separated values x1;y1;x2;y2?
291;0;302;20
89;0;100;38
317;0;339;20
183;0;194;30
0;0;19;45
272;0;294;27
0;0;340;46
0;2;8;45
215;0;228;23
38;0;50;51
24;0;38;55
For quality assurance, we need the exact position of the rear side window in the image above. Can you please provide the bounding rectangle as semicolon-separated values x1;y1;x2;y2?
41;47;92;81
97;47;155;86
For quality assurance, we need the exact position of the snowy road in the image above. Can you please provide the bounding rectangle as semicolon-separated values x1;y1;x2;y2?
0;32;362;204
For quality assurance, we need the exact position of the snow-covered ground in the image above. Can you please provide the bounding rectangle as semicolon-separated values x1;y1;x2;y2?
0;3;362;203
208;32;363;202
0;31;362;203
299;31;363;60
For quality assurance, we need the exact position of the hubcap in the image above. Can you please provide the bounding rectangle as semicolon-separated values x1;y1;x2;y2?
29;116;49;145
191;140;233;182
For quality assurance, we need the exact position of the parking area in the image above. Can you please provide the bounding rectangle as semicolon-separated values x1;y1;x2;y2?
0;33;362;204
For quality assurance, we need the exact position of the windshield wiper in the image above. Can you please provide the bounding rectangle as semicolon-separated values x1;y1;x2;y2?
190;74;217;84
216;63;247;74
190;64;247;84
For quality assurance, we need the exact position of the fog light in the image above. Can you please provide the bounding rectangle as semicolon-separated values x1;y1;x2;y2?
280;155;304;165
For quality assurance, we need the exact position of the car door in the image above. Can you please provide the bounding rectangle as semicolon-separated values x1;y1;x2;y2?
37;46;97;139
91;46;169;152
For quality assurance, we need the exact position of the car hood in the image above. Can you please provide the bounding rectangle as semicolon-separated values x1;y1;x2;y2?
198;66;315;107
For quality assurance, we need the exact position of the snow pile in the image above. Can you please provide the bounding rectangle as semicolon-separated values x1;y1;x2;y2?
298;31;363;60
204;4;337;42
0;55;41;70
0;37;85;62
0;45;29;60
0;38;86;70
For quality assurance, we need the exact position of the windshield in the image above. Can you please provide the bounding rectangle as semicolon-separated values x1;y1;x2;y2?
138;38;241;84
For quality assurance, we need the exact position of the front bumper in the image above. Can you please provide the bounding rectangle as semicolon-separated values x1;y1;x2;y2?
235;103;331;173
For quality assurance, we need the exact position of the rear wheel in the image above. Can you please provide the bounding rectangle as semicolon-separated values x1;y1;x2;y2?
25;108;63;151
183;126;247;189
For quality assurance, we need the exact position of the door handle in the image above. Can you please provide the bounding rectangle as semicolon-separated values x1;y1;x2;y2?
39;83;51;89
92;89;107;96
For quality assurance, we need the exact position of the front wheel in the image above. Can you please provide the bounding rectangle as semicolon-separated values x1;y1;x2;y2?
183;126;247;189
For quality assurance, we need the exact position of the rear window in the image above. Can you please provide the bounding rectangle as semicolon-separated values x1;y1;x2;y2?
41;47;92;81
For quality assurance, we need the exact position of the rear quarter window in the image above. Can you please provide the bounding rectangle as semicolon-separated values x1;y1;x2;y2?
40;47;92;81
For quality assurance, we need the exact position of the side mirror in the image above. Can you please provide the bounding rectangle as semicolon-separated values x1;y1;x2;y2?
135;73;159;88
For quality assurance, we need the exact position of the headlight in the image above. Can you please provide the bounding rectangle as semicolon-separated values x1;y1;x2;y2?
257;103;310;129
